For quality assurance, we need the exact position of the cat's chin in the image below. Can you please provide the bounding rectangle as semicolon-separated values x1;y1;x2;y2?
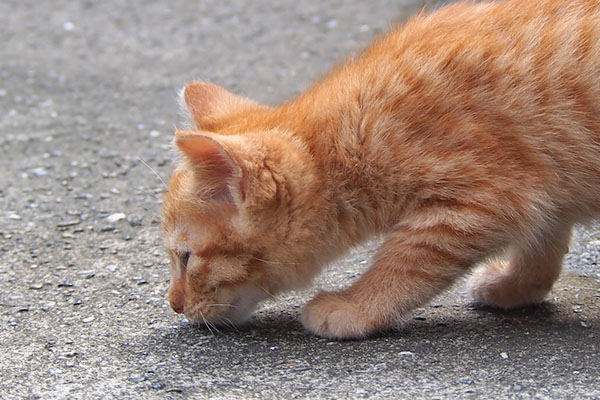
219;285;270;326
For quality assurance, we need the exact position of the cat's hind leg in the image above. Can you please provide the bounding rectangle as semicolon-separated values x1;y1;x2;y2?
467;221;572;309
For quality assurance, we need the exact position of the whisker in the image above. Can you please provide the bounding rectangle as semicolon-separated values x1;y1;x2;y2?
208;303;238;308
206;319;221;334
138;157;168;189
222;317;240;333
199;311;215;338
259;286;277;299
248;256;298;266
140;190;162;201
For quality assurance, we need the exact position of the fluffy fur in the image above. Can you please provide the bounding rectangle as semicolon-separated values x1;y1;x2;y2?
162;0;600;339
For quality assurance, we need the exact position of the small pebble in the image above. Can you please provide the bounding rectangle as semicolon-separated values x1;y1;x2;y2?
293;366;312;372
31;167;48;176
326;19;338;29
56;219;80;228
106;213;125;223
106;265;118;272
512;384;523;392
580;321;590;328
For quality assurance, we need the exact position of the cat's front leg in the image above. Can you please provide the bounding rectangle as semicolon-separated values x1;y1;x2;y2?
302;221;505;339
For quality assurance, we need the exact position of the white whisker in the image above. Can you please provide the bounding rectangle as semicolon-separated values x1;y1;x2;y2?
208;303;238;308
249;256;298;266
138;157;168;189
207;319;221;334
259;286;276;299
220;317;239;332
199;310;216;338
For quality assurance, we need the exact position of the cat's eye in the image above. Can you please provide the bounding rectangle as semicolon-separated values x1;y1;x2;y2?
179;251;191;267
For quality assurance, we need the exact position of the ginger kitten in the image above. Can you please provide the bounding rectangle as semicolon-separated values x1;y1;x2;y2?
162;0;600;339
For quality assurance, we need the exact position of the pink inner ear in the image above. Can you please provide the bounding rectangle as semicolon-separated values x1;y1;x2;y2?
175;133;235;185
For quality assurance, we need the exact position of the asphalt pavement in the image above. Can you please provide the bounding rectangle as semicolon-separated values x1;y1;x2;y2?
1;0;599;399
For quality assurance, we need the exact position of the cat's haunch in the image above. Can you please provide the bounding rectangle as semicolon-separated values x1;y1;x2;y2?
162;0;600;339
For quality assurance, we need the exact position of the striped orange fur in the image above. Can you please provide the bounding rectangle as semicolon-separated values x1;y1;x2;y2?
162;0;600;339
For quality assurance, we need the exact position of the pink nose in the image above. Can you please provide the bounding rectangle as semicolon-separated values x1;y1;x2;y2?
171;303;184;314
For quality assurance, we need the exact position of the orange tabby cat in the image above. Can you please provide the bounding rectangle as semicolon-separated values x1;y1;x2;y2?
162;0;600;339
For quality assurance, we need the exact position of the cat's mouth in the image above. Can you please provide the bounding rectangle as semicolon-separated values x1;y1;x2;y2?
183;285;269;330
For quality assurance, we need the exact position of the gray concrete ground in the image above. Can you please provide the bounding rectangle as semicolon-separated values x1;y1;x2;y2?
1;1;599;399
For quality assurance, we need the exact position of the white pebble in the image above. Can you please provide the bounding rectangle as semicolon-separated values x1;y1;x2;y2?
106;212;125;223
31;167;48;176
106;265;118;272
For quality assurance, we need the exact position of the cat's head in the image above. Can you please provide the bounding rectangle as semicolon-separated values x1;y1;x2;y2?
161;82;322;326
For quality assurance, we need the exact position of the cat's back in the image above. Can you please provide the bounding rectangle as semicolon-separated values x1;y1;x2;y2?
329;0;600;215
375;0;600;84
354;0;600;148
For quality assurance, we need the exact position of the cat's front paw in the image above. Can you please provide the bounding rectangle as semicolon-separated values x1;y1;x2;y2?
301;292;374;339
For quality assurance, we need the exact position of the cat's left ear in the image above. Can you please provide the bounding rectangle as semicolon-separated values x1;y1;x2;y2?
174;130;245;204
180;81;262;130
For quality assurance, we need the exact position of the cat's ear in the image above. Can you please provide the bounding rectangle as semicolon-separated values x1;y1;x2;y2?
180;82;259;129
174;130;245;203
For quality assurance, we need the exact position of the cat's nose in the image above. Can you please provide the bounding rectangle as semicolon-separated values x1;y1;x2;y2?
171;303;184;314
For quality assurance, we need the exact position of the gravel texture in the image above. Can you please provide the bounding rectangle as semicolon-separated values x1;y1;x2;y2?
1;0;599;399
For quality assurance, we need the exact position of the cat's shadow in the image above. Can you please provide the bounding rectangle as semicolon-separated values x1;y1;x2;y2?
141;300;599;376
155;300;592;348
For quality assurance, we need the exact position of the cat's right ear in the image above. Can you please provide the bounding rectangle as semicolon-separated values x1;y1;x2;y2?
180;82;260;130
174;130;244;204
